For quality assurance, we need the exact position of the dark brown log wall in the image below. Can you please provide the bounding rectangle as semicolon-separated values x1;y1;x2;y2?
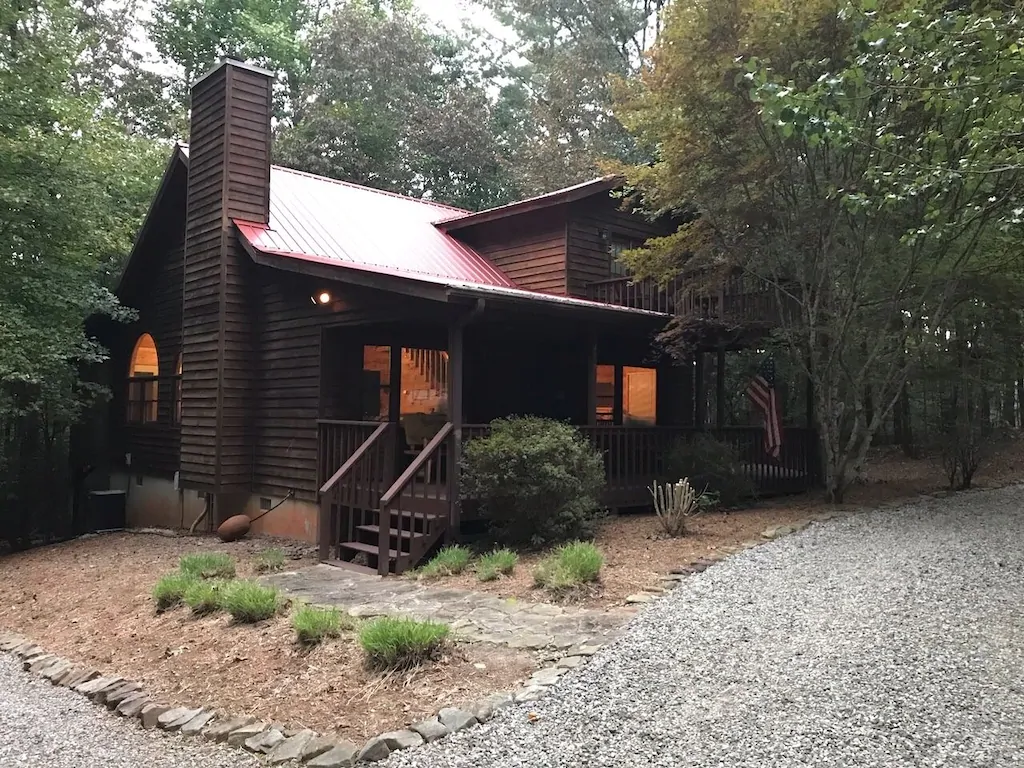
112;180;186;477
181;61;272;491
458;208;568;294
565;196;669;298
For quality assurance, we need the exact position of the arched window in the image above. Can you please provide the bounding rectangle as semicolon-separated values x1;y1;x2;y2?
127;334;159;424
173;353;183;425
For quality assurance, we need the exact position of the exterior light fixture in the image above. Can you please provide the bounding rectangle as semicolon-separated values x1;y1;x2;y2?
317;291;331;305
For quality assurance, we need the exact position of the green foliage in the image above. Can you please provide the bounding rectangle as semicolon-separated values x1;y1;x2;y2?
179;552;236;579
183;579;226;615
461;417;606;548
275;2;519;210
358;616;450;670
533;541;604;592
618;0;1024;501
292;604;348;645
664;435;754;507
417;546;473;579
219;580;280;623
152;572;197;610
476;548;518;582
253;548;287;573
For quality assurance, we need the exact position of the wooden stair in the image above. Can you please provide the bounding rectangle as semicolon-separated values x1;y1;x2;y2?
320;421;454;576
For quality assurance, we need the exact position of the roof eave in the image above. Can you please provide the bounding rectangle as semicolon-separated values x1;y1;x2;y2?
436;175;624;233
115;144;189;297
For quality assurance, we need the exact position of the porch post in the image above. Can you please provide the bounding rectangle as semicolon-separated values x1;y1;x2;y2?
388;343;402;478
612;364;624;425
716;348;726;427
447;322;464;541
586;332;598;425
694;353;706;429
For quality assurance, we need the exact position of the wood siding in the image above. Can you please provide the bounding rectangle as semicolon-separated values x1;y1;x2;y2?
111;181;186;476
456;209;567;294
566;196;671;298
181;62;272;491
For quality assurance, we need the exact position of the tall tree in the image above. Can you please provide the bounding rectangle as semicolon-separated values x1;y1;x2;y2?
148;0;324;120
476;0;665;192
617;0;1024;501
276;1;518;209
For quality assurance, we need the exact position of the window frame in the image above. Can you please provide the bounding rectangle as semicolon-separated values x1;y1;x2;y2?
126;333;161;426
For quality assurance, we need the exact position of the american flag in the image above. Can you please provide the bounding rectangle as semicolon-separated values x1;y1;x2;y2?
747;356;783;459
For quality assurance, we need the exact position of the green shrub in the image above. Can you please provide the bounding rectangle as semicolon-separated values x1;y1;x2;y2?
179;552;236;579
183;579;226;615
152;572;196;610
476;548;518;582
359;616;450;669
219;580;280;623
663;434;754;507
534;541;604;592
292;604;347;645
460;417;606;548
253;548;287;573
417;546;472;579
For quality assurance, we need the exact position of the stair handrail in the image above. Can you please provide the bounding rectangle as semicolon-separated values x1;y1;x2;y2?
319;421;391;496
379;421;453;507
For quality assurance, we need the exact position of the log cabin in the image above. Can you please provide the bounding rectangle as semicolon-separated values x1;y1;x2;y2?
104;59;818;575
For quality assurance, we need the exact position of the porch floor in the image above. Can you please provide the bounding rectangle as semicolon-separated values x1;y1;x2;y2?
263;564;634;650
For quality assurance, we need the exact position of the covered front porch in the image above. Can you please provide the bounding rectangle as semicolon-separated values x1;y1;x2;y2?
314;307;818;575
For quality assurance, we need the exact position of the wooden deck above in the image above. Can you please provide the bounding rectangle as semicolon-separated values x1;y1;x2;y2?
586;273;780;326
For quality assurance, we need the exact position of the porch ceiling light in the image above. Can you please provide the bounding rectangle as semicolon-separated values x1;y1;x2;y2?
315;291;331;305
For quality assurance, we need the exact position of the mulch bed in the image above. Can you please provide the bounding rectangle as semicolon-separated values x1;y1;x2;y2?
0;533;535;743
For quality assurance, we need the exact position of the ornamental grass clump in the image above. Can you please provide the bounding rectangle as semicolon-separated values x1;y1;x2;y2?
534;541;604;593
179;551;236;579
183;579;226;615
219;580;280;623
417;545;472;579
292;604;347;645
152;572;196;611
358;616;450;670
475;548;518;582
253;548;287;573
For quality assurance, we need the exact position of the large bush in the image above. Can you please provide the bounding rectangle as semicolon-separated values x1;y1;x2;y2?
460;417;606;548
664;434;754;507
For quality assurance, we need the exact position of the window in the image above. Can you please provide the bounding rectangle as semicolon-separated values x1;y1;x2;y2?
127;334;159;424
595;365;615;422
608;236;639;277
173;353;183;425
623;366;657;425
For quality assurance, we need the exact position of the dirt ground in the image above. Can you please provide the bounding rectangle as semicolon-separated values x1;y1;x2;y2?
440;438;1024;608
0;533;536;742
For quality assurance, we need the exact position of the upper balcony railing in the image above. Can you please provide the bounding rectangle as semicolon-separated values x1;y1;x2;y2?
586;273;783;326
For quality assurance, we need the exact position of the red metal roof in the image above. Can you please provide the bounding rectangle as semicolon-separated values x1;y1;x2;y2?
238;164;516;288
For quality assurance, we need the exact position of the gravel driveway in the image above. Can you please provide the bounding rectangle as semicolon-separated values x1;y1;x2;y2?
390;488;1024;768
0;654;259;768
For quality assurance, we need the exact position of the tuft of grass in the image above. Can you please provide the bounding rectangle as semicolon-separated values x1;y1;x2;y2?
183;579;226;615
253;548;287;573
417;545;473;579
292;604;349;645
533;541;604;592
476;548;518;582
358;616;450;669
219;580;280;623
179;552;236;579
152;572;196;610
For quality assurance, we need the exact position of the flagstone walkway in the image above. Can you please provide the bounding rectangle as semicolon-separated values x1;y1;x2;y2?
264;565;634;651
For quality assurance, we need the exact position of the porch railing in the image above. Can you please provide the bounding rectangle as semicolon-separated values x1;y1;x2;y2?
317;420;395;561
378;422;453;574
461;424;819;505
586;273;781;325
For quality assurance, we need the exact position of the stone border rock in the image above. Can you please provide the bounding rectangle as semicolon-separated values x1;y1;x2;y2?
0;631;598;766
